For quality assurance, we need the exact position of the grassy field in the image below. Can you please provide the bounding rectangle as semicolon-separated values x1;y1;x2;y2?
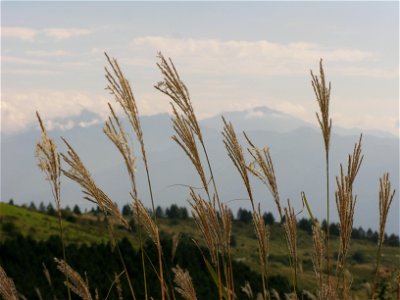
1;202;398;297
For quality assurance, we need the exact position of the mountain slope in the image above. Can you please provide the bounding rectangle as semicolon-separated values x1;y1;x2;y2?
2;107;399;234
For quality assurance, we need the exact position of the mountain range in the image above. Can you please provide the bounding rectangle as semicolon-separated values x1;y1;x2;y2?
2;106;399;234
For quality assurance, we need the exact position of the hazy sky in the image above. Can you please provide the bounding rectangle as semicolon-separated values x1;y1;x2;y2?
2;2;399;135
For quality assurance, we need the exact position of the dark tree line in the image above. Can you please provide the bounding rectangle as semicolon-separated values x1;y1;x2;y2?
7;200;400;247
0;234;293;299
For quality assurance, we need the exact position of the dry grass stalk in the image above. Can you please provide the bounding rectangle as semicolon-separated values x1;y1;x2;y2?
220;203;235;297
172;265;198;300
104;103;137;197
132;198;159;244
312;224;325;293
377;173;395;247
61;138;137;299
171;233;181;262
105;53;156;215
115;273;123;300
35;288;44;300
271;289;280;300
132;197;166;300
42;263;52;288
0;265;20;300
61;138;129;228
335;166;356;276
35;112;61;210
311;59;332;283
371;173;396;299
253;208;270;300
311;59;331;155
171;104;209;196
345;134;363;188
105;53;143;151
335;135;363;294
54;258;92;300
189;189;221;265
222;117;254;210
155;53;221;204
245;133;282;219
241;281;254;299
317;284;338;300
35;112;71;300
190;190;233;299
155;53;201;141
283;200;298;296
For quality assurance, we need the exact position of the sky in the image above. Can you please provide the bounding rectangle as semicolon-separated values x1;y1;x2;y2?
1;1;399;136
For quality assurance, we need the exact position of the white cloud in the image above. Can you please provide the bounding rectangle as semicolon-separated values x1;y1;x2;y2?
1;90;110;134
1;88;171;134
1;27;38;41
128;36;384;77
79;119;101;128
44;28;91;40
1;26;92;42
46;120;75;131
26;50;70;57
2;55;50;66
6;69;62;76
245;110;265;119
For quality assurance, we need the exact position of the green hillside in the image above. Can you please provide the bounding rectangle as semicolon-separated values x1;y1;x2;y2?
1;202;399;297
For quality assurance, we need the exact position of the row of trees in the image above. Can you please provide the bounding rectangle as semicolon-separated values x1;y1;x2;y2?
7;199;400;246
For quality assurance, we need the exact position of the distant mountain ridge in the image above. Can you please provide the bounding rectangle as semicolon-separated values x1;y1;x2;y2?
2;106;399;234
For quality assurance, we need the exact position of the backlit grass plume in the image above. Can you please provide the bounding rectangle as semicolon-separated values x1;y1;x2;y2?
189;189;232;299
61;138;129;228
172;265;197;300
155;53;201;141
35;112;61;211
311;59;332;155
335;135;363;296
156;52;221;204
54;258;93;300
105;52;156;214
245;132;283;219
222;117;254;210
103;103;137;197
171;104;210;197
371;173;396;299
252;208;270;300
311;59;333;282
283;199;298;297
312;224;325;293
0;264;20;300
35;112;71;300
132;197;166;300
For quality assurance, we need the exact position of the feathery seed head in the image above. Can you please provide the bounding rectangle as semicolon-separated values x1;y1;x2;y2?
54;258;93;300
155;52;202;140
132;198;159;244
378;173;395;246
103;103;137;197
311;59;332;155
61;138;129;228
35;112;62;209
0;265;19;300
104;53;144;150
172;265;197;300
245;132;282;219
222;117;253;208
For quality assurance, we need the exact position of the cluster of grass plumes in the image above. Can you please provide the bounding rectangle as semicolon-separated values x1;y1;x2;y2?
334;134;363;298
172;265;197;300
16;54;396;300
54;258;93;300
0;265;22;300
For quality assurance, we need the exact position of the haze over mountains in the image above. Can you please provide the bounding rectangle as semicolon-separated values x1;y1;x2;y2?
2;106;399;234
